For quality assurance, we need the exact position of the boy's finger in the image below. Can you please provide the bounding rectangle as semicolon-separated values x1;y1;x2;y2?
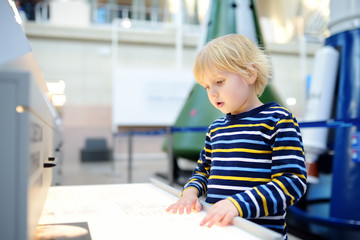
208;213;223;227
200;213;212;226
186;202;193;214
169;203;179;214
178;201;186;214
195;200;202;212
200;217;208;226
166;205;172;212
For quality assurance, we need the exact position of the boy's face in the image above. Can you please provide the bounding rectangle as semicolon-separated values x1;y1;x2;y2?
201;70;259;115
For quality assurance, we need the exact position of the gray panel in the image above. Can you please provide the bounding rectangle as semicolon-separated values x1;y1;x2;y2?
0;80;18;240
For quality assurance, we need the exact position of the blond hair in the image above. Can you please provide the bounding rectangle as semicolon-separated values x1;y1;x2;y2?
193;34;271;96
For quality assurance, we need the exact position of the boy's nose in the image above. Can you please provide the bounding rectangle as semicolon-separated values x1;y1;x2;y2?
209;88;218;97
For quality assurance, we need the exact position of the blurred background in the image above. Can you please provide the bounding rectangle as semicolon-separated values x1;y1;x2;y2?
16;0;329;186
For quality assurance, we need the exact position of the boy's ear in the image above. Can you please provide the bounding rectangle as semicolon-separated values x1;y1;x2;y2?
246;66;257;85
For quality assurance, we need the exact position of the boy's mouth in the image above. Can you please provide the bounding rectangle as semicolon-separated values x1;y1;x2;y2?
216;101;224;108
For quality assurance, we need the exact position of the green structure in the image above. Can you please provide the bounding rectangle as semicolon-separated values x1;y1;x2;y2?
163;0;282;181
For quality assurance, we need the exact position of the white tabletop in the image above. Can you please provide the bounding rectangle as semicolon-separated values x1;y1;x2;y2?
37;179;281;240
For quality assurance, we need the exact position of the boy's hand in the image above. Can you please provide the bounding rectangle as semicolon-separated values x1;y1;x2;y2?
200;199;238;227
166;188;202;214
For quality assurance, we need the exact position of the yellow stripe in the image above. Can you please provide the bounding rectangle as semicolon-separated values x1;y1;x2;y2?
273;179;295;205
273;146;304;155
210;123;274;134
270;106;289;111
228;197;243;217
272;172;307;180
277;118;299;127
254;187;269;216
273;146;303;151
209;175;270;182
205;148;272;154
203;181;207;190
194;171;207;177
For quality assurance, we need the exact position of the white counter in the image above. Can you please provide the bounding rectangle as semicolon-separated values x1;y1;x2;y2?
37;179;282;240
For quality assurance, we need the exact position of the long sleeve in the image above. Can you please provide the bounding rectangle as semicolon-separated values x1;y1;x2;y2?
183;130;213;197
227;112;307;218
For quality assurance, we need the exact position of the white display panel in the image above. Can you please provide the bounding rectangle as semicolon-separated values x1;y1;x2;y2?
39;180;281;240
112;67;194;128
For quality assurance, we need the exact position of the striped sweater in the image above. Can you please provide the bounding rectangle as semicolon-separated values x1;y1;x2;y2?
183;102;307;238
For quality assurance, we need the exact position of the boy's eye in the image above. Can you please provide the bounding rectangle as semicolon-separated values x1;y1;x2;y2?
216;79;224;85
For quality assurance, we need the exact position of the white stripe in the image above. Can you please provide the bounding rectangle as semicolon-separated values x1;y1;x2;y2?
207;184;252;191
212;128;300;142
186;181;203;189
212;157;271;163
212;130;272;140
277;128;300;134
290;175;307;192
272;155;304;161
209;120;301;142
245;190;261;218
213;118;227;124
269;182;287;210
268;128;301;141
262;110;289;116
